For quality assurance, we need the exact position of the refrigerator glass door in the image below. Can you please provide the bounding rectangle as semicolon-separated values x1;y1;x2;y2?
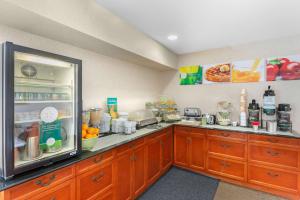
13;51;78;168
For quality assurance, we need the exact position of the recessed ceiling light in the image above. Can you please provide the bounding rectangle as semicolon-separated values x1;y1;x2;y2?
167;35;178;41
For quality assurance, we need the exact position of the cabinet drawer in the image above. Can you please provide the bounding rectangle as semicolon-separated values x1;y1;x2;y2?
207;156;246;181
5;165;75;200
207;138;246;160
248;134;300;147
207;130;246;141
76;150;113;174
31;179;75;200
248;144;300;169
248;164;299;193
76;162;113;200
175;125;206;134
116;138;145;155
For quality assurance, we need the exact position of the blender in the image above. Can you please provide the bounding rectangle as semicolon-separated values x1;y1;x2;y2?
216;101;232;126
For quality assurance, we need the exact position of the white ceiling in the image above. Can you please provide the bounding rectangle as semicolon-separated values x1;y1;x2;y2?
96;0;300;55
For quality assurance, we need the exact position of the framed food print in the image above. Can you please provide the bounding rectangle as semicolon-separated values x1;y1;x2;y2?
232;59;266;83
267;55;300;81
203;63;231;84
179;65;203;85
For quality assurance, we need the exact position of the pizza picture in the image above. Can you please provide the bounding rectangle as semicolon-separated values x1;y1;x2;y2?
203;63;231;83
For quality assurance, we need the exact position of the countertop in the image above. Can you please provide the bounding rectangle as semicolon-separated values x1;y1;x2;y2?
0;121;299;191
176;120;300;138
0;123;173;191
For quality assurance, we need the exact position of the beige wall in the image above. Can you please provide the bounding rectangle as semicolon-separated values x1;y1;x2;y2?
0;24;163;112
161;36;300;133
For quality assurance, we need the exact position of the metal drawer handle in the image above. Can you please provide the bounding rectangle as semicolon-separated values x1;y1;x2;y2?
267;150;280;157
221;132;230;137
93;155;103;163
220;161;230;168
267;172;279;178
130;154;138;161
91;171;105;182
267;138;279;143
220;143;231;148
35;174;56;187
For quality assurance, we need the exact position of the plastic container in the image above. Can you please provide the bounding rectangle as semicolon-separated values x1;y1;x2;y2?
277;104;292;132
82;137;98;150
248;99;260;128
252;121;260;131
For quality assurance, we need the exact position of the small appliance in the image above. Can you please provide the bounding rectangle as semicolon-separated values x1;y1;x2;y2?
128;110;158;129
216;101;232;126
183;107;201;121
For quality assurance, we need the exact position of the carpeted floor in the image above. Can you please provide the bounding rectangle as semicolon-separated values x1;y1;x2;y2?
138;167;219;200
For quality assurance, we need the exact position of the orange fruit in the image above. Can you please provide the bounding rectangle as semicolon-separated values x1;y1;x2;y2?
82;130;87;138
82;123;89;130
85;134;97;139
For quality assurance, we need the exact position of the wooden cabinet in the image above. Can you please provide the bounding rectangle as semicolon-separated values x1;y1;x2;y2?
174;131;189;167
76;161;113;200
189;133;205;171
115;149;133;200
248;164;299;194
248;143;300;170
115;139;147;200
207;137;247;161
4;126;300;200
31;179;75;200
174;126;206;172
76;150;114;175
3;166;75;200
132;145;147;198
147;134;162;185
161;128;173;171
207;155;246;181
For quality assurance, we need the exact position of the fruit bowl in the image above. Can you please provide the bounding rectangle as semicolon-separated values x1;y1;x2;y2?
82;137;98;150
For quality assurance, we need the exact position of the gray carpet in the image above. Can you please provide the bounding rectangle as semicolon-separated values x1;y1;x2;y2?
138;167;219;200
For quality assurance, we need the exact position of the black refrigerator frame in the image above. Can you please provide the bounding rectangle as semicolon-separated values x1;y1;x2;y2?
0;42;82;180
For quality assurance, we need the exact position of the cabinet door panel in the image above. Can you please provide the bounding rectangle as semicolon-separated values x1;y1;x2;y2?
115;151;132;200
174;132;189;167
248;164;299;193
133;145;146;197
207;156;246;181
161;130;173;170
76;162;113;200
32;179;75;200
189;133;205;171
248;144;299;169
147;138;161;184
207;138;246;160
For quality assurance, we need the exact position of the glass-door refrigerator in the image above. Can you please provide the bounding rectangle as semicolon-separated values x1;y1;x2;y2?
0;42;82;180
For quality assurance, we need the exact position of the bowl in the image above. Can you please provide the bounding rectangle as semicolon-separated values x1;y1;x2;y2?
82;137;98;150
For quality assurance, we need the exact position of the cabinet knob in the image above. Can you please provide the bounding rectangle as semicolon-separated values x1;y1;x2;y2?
267;138;279;143
267;172;279;178
35;174;56;187
93;155;103;163
50;197;56;200
220;143;231;148
266;150;280;157
91;171;105;182
221;132;230;137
